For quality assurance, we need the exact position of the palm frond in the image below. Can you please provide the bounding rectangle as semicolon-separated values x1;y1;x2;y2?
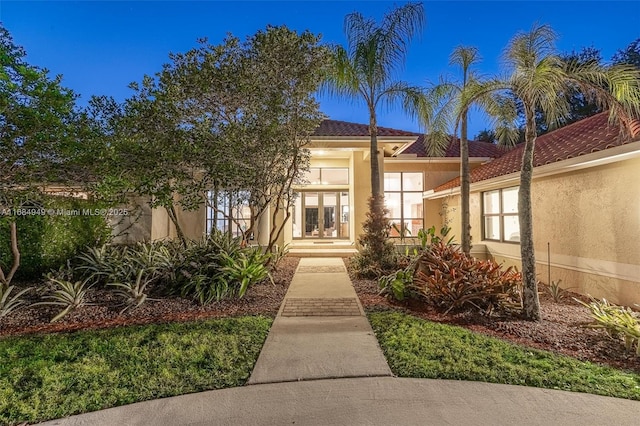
450;46;481;76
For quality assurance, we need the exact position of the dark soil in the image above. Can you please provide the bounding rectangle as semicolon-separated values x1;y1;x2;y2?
346;259;640;373
0;257;299;338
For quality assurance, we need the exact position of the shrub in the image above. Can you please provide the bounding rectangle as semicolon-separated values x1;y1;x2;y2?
378;264;416;301
351;195;397;278
170;233;271;304
0;196;112;280
576;297;640;356
414;243;522;314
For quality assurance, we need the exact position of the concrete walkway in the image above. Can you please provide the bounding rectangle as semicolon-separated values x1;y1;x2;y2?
40;257;640;425
41;377;640;426
248;257;392;384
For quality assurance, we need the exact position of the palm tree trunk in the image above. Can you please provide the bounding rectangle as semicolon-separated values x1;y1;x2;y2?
520;107;541;321
369;111;381;197
460;111;471;255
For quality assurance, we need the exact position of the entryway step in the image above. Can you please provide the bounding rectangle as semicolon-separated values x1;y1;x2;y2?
281;298;361;317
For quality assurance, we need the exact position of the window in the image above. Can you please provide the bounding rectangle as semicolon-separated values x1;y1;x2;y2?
206;190;251;238
482;187;520;242
384;172;424;238
303;168;349;185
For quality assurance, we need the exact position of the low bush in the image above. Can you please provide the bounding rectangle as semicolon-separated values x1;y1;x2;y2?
0;196;112;280
576;297;640;356
171;232;271;304
378;256;419;301
413;243;522;314
351;195;397;278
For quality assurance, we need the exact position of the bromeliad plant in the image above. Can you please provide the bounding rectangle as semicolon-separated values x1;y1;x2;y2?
220;248;273;299
576;297;640;356
414;242;522;314
36;276;92;322
0;284;30;318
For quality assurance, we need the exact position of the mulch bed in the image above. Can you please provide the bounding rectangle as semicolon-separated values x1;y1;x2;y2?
347;259;640;373
0;257;299;338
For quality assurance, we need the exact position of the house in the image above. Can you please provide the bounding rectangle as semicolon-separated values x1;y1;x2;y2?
425;112;640;306
145;112;640;306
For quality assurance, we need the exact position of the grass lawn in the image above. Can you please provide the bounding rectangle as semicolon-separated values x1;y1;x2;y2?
0;315;272;425
369;311;640;400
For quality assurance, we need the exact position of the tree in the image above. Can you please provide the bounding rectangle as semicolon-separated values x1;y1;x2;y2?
612;38;640;69
0;25;81;285
468;24;640;321
424;46;516;255
324;2;428;271
474;129;497;143
103;26;328;250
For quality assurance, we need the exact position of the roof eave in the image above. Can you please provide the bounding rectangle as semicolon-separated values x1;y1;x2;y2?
424;140;640;200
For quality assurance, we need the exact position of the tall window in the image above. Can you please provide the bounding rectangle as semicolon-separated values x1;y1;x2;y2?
482;186;520;242
206;190;251;238
384;172;424;238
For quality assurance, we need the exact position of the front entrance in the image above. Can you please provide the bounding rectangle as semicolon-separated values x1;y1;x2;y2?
293;191;349;239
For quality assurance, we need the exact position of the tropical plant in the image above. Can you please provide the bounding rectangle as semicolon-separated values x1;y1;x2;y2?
270;243;290;269
378;257;418;301
546;279;567;303
0;284;30;318
414;242;522;315
424;46;516;255
576;297;640;356
220;249;272;298
74;244;125;285
463;23;640;320
37;277;92;322
325;2;429;271
109;269;153;314
417;225;454;248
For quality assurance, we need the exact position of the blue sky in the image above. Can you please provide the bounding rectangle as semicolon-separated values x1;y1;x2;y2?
1;1;639;137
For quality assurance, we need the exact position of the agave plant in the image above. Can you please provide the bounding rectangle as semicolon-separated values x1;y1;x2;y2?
0;284;31;318
36;277;92;322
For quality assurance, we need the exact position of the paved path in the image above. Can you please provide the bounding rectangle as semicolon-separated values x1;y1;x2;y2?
40;257;640;425
247;257;392;384
42;377;640;426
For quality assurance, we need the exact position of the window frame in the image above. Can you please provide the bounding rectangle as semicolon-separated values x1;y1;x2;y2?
305;167;349;186
384;171;424;239
206;190;251;239
481;186;520;243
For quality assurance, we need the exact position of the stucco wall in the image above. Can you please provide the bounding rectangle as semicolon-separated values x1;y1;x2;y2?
433;157;640;306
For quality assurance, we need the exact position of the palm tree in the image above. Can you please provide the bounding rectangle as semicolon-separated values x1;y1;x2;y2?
325;2;427;199
467;24;640;320
425;46;516;256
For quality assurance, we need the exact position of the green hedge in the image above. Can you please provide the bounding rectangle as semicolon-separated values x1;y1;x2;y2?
0;197;112;280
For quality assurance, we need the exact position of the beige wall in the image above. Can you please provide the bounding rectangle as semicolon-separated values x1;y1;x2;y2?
352;151;371;242
432;157;640;306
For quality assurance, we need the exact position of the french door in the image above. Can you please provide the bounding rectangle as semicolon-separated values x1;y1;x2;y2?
293;191;349;239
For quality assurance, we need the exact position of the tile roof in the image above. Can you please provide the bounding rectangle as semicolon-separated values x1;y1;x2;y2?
313;119;420;137
400;135;504;158
433;112;640;192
